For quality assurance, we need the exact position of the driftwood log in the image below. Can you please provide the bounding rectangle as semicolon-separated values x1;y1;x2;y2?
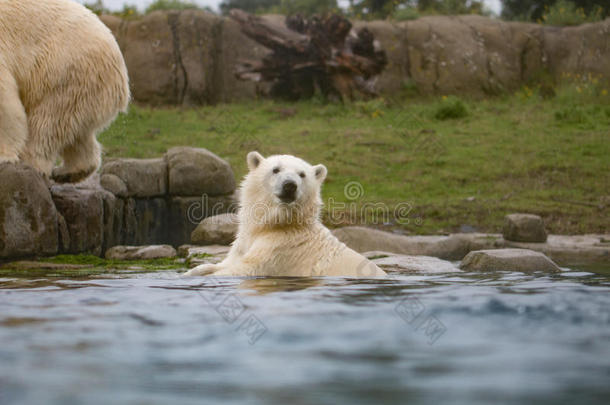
229;9;387;101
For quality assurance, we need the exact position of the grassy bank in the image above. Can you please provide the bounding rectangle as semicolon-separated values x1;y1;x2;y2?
99;82;609;235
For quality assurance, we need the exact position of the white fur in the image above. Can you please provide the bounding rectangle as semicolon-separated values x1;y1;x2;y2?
184;152;387;278
0;0;129;182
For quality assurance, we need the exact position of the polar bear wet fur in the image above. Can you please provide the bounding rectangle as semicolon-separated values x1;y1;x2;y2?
0;0;129;182
185;152;386;278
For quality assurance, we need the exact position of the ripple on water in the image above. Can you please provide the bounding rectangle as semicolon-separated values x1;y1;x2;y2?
0;266;609;405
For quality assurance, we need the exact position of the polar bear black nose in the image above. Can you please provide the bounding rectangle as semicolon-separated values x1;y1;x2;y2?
282;180;297;195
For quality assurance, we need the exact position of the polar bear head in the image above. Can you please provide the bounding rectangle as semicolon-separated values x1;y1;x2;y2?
239;151;327;228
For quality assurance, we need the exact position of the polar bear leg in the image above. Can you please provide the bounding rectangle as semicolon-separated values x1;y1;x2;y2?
183;264;222;277
0;70;27;164
52;135;101;183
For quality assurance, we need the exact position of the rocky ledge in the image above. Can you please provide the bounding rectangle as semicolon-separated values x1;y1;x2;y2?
0;147;237;261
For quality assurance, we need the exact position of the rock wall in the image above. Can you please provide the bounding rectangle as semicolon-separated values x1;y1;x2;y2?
0;148;237;260
101;11;610;103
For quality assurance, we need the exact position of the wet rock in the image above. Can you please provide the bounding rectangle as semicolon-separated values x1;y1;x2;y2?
503;235;609;266
0;163;58;258
503;213;547;243
191;213;238;245
365;251;460;273
165;147;236;196
460;248;561;273
105;245;177;260
100;173;128;197
51;184;104;256
101;158;167;198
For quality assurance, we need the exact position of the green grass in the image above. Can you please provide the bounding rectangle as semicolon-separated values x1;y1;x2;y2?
0;254;186;277
99;82;610;235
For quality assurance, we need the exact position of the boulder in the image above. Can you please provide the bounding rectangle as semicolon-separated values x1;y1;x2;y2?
365;251;460;273
503;234;609;266
105;245;177;260
503;213;547;243
191;213;238;245
101;158;167;197
165;147;236;196
460;248;561;273
100;173;128;197
0;163;58;259
51;184;104;255
332;226;497;260
169;195;236;247
177;244;230;267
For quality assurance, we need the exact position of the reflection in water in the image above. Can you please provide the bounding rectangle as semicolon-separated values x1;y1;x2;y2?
238;277;323;294
0;266;609;405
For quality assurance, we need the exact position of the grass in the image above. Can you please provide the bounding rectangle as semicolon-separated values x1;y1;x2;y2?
0;254;185;277
99;81;610;235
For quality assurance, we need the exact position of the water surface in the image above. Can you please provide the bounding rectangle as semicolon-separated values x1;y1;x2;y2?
1;265;609;405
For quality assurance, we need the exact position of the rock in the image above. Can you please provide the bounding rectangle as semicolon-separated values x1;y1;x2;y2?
365;251;460;273
57;213;71;253
178;244;231;257
332;226;495;260
100;173;128;197
460;248;561;273
101;191;124;253
0;163;59;259
503;235;609;267
105;245;177;260
101;158;167;197
165;147;236;196
51;184;105;255
121;198;168;246
191;213;238;245
102;12;610;102
177;244;230;267
169;195;236;247
503;213;547;243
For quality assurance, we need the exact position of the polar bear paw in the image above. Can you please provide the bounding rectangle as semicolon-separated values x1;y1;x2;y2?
183;264;219;277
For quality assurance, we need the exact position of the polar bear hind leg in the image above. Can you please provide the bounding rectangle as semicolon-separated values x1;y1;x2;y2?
0;69;28;164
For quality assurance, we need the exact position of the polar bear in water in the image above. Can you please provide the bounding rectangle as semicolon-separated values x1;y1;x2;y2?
184;152;386;278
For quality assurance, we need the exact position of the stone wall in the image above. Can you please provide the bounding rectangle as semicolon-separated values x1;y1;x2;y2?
101;11;610;103
0;148;236;260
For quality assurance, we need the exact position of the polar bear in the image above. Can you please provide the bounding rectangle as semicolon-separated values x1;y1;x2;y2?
0;0;129;183
184;152;387;278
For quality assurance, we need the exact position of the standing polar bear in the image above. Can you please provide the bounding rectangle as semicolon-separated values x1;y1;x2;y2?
184;152;387;278
0;0;129;182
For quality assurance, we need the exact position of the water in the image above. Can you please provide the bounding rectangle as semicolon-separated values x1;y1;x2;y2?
1;266;609;405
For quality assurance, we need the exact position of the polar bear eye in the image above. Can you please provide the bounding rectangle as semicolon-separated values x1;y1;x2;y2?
299;172;306;178
273;167;280;174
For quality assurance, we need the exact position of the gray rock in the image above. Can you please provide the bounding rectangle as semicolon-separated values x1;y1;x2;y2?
100;173;128;197
332;226;499;260
121;197;168;246
191;213;238;245
0;163;59;259
169;195;236;247
503;235;609;266
460;248;561;273
165;147;236;196
365;251;460;273
105;245;177;260
101;158;167;197
503;213;547;243
177;244;230;267
51;184;104;256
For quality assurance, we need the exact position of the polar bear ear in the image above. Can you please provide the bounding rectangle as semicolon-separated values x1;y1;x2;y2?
313;164;327;182
247;151;265;171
